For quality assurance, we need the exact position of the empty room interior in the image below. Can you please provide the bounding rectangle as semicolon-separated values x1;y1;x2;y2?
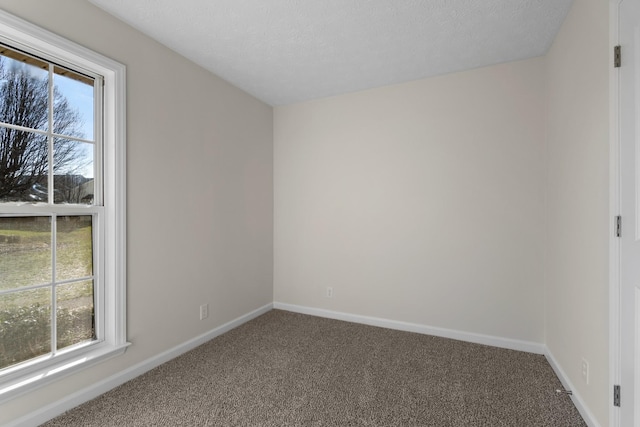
0;0;618;426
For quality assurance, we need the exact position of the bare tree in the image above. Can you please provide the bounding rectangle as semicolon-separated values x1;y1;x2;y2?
0;58;86;202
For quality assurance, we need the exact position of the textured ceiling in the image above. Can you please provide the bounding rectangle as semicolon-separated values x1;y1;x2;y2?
88;0;573;106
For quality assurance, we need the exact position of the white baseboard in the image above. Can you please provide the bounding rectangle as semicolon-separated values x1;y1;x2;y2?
7;303;273;427
545;349;601;427
10;302;598;427
273;302;546;354
275;303;599;426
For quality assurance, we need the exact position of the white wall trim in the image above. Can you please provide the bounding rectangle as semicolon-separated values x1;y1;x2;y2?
545;349;602;427
609;1;622;427
273;302;545;354
6;303;273;427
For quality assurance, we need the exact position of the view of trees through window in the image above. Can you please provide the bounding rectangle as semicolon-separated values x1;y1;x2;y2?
0;47;94;204
0;45;97;370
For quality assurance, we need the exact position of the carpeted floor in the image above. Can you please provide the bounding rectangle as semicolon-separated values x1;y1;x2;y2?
41;310;587;426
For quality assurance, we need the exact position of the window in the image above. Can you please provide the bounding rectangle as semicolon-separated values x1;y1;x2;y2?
0;10;126;402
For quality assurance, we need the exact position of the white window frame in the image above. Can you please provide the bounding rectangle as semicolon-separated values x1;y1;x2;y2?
0;10;128;403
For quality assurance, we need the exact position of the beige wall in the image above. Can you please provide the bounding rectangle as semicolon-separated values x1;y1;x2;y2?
0;0;612;425
0;0;273;424
274;58;546;343
544;0;610;424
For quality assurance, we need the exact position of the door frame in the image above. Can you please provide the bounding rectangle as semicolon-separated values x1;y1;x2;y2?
610;1;621;427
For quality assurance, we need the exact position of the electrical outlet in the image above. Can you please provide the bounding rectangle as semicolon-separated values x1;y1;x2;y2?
326;287;333;298
581;358;589;385
200;303;209;320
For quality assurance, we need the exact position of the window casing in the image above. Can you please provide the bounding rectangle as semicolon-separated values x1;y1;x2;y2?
0;10;127;402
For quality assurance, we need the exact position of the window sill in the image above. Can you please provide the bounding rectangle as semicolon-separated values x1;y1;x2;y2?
0;341;131;405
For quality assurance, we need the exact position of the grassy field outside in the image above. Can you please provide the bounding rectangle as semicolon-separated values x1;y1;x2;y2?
0;217;95;369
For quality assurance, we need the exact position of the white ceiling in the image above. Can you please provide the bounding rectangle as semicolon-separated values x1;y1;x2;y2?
88;0;574;106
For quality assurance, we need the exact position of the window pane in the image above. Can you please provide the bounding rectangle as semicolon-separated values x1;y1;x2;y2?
0;128;48;202
0;216;51;290
0;287;51;370
53;66;93;141
53;138;93;204
56;215;93;281
0;47;49;132
57;280;93;350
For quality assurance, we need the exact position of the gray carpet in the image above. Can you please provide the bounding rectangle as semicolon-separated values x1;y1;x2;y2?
41;310;586;426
